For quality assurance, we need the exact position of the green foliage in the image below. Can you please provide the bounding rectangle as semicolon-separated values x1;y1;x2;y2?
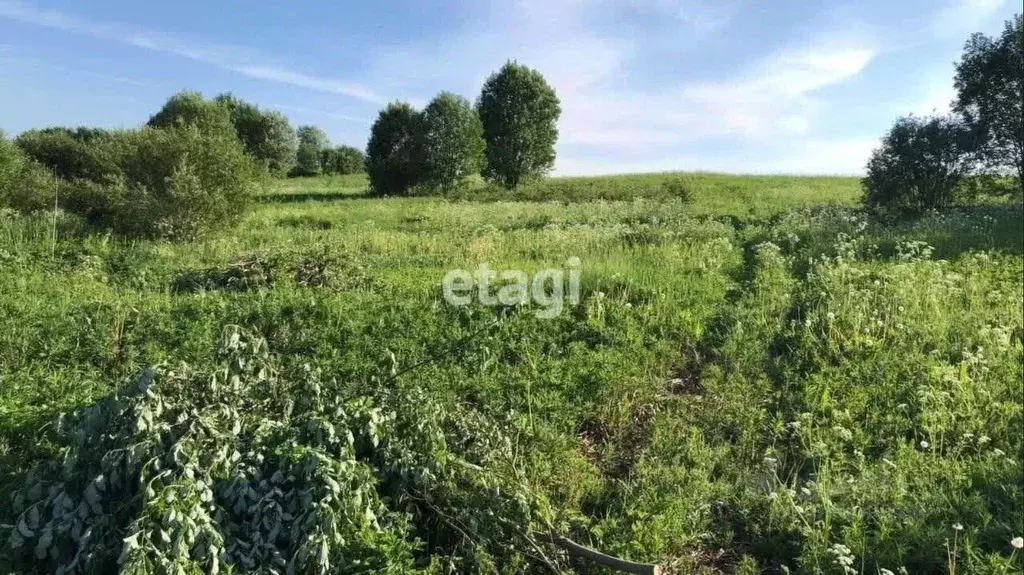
1;327;552;573
215;93;298;178
477;61;561;189
292;126;330;178
0;131;56;213
15;127;123;183
0;171;1021;574
319;145;366;176
55;125;262;239
419;92;485;191
366;102;423;196
863;115;977;213
147;91;236;137
954;14;1024;192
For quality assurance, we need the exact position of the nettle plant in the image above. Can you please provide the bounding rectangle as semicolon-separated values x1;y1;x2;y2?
3;328;552;574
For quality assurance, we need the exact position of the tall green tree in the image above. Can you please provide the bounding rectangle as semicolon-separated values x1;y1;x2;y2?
419;92;485;190
292;126;330;177
954;14;1023;192
215;93;298;177
366;102;422;195
477;62;561;189
147;91;235;136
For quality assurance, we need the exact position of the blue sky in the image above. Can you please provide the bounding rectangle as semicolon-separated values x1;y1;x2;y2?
0;0;1019;175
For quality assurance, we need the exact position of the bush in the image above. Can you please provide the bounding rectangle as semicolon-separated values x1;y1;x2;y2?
863;115;976;213
320;145;365;175
15;127;123;183
147;91;236;136
292;126;330;177
0;131;55;213
954;14;1023;193
215;93;298;177
366;102;423;195
419;92;485;191
477;61;561;189
59;125;263;239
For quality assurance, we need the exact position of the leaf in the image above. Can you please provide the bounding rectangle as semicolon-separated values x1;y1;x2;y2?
16;516;34;539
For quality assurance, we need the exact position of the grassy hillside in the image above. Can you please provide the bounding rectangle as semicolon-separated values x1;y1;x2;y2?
1;173;1021;573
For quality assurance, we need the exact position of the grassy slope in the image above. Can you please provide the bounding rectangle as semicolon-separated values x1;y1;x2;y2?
1;172;1021;573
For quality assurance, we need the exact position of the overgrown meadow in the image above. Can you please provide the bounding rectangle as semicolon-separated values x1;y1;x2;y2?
1;173;1021;574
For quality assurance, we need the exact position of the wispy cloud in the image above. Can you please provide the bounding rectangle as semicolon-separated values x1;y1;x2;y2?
0;0;379;102
0;50;153;87
275;104;370;124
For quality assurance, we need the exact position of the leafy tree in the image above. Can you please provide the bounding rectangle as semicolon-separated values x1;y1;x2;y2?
318;145;364;175
366;102;423;195
863;115;976;212
215;93;298;177
292;125;330;177
0;129;56;213
40;125;263;239
477;62;561;189
954;14;1023;193
15;127;122;183
419;92;485;190
147;91;235;136
337;145;366;174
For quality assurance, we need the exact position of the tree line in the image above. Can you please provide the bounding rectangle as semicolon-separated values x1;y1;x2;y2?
864;14;1022;212
365;61;561;196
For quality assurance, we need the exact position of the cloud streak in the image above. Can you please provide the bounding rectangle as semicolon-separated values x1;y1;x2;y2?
0;0;379;102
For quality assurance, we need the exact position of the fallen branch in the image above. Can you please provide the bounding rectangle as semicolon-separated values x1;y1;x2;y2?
552;535;661;575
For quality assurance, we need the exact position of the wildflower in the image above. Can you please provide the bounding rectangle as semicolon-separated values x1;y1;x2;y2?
920;440;930;449
880;569;895;575
1011;536;1023;549
953;523;963;531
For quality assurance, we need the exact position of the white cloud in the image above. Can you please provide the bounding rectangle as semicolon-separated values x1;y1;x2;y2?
274;104;369;124
0;0;379;102
556;36;876;153
930;0;1011;37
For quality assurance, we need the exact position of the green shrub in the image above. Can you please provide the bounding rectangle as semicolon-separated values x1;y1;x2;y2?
863;115;976;213
477;61;561;189
147;90;236;136
58;125;263;239
292;126;330;177
0;131;55;213
366;102;423;196
419;92;485;191
15;127;123;183
215;93;298;177
320;145;365;176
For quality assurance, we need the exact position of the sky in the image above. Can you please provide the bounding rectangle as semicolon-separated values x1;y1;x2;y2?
0;0;1019;176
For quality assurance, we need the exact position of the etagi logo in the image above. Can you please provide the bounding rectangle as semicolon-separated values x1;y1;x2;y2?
442;257;581;318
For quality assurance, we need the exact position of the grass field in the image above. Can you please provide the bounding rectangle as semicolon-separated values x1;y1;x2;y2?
1;173;1021;573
